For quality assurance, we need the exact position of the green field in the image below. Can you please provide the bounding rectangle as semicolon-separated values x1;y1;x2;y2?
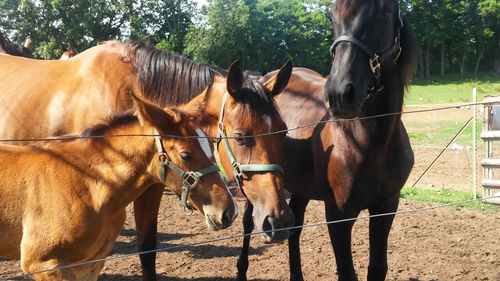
404;73;500;105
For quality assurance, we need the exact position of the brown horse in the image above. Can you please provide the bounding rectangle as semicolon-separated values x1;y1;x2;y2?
0;94;235;281
0;33;33;58
0;41;294;280
237;1;418;280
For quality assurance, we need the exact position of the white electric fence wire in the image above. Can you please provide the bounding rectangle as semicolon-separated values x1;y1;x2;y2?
0;102;482;143
1;195;498;281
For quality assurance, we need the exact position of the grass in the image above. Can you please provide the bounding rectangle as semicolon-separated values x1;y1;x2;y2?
405;72;500;105
406;120;481;147
400;187;499;211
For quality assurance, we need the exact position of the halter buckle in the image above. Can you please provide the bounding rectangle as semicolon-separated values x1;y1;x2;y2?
232;162;243;177
158;152;168;163
369;55;381;74
183;171;200;189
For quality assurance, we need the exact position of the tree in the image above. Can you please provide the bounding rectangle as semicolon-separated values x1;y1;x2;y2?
131;0;197;54
1;0;132;59
185;0;332;74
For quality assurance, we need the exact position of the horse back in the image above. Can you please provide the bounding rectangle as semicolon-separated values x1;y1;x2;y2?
0;41;134;141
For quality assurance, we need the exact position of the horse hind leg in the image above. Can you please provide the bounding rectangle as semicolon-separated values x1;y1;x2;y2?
367;192;400;281
288;195;309;281
325;201;360;281
236;201;254;281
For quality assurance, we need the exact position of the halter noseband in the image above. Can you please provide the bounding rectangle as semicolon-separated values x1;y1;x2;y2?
154;128;220;208
329;5;403;95
216;93;284;198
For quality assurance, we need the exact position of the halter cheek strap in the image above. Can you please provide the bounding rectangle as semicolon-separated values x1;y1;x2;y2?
216;93;284;198
154;128;220;208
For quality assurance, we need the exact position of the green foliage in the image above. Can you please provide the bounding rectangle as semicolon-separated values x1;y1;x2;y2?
0;0;497;77
184;0;332;73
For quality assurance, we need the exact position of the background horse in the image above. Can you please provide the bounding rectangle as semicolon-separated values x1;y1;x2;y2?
0;33;33;58
0;41;294;280
0;95;235;281
237;0;418;280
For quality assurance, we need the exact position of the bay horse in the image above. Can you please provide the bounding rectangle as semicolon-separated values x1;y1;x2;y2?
0;32;33;58
0;94;235;281
237;0;418;280
0;41;294;280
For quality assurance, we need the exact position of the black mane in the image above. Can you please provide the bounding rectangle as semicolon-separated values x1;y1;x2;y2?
127;42;224;107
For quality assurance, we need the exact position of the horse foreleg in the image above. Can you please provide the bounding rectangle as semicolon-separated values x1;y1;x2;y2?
288;195;309;281
236;201;254;281
133;183;165;281
367;192;400;281
325;201;359;281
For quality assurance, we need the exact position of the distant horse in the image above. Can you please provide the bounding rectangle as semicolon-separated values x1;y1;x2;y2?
0;94;235;281
0;41;294;280
59;43;78;60
0;33;33;58
237;0;418;280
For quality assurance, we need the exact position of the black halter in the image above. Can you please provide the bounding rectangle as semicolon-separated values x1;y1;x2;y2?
330;4;404;95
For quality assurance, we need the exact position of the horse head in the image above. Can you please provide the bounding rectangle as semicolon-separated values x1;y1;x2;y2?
133;95;238;231
324;0;410;118
214;60;295;242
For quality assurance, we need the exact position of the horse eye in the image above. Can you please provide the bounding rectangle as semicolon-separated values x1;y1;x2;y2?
179;152;192;161
234;133;247;146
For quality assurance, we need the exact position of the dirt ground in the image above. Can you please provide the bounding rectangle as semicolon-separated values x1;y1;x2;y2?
1;105;499;281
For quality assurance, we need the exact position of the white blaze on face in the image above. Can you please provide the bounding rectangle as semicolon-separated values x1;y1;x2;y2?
195;128;214;160
263;114;272;133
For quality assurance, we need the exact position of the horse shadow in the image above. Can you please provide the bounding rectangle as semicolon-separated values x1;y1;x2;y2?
110;228;268;259
98;275;279;281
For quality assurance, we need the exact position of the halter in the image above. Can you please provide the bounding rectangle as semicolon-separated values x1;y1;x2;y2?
216;93;284;198
154;128;220;208
329;4;403;95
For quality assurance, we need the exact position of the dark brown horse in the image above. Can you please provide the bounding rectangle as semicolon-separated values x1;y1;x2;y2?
0;33;33;58
0;41;294;281
237;1;418;280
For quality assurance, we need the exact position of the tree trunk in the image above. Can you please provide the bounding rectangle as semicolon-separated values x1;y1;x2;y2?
460;50;467;79
474;49;484;78
440;42;445;76
494;58;500;76
418;48;424;79
425;42;431;79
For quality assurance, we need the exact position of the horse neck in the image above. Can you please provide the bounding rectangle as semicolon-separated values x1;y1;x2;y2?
355;77;405;147
86;122;157;210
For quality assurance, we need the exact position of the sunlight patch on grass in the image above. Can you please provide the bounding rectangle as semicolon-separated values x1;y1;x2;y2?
401;187;499;211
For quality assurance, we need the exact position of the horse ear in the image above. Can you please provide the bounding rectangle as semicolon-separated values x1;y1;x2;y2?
0;33;10;51
263;60;292;97
226;60;243;99
24;36;32;51
131;93;181;131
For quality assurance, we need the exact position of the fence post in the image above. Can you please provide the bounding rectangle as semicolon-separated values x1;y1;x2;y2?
473;87;477;199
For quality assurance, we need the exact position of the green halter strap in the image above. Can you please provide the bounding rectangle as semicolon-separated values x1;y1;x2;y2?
216;93;284;198
154;128;220;208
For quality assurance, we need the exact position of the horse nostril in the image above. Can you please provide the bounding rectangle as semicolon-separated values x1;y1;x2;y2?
221;210;232;228
343;83;355;104
262;216;273;238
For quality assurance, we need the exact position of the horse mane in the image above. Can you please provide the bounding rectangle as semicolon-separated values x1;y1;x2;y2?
125;42;224;107
398;16;418;91
82;111;138;137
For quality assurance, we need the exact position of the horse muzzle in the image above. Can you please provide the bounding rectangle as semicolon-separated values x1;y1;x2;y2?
253;205;294;243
